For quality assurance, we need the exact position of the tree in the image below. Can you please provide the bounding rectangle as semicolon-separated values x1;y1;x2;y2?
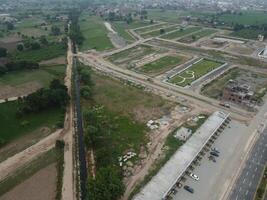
192;35;196;41
0;65;7;75
0;47;7;57
17;43;24;51
40;35;48;45
30;42;41;50
51;25;61;36
150;19;154;24
81;85;93;99
87;167;125;200
80;69;93;86
160;28;165;34
5;22;14;30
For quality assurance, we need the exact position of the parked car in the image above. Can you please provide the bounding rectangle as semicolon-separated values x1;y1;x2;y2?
211;147;220;154
210;151;219;157
189;173;199;181
184;185;194;193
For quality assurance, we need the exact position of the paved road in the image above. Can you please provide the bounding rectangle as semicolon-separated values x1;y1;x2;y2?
229;127;267;200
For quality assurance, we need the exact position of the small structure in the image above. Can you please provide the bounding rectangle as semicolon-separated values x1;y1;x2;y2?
222;80;254;105
258;45;267;59
258;34;264;42
174;127;192;141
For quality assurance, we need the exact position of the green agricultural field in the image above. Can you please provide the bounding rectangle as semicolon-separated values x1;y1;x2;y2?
160;26;202;40
147;9;181;23
169;59;223;87
179;29;217;43
230;29;265;40
141;25;180;38
0;65;66;88
79;14;113;51
0;101;64;145
217;11;267;26
111;20;151;42
14;43;66;62
139;55;184;75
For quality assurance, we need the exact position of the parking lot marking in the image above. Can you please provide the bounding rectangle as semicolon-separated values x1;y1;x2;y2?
249;182;252;187
245;190;248;196
239;187;242;192
255;167;258;172
243;178;246;184
252;174;255;178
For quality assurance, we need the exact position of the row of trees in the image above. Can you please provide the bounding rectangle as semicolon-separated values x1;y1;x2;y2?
69;10;84;45
76;64;125;200
17;79;69;115
0;60;39;75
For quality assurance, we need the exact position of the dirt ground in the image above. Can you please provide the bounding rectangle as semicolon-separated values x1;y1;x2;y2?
39;56;66;66
225;43;255;55
0;34;22;52
0;81;42;99
199;39;228;49
0;163;57;200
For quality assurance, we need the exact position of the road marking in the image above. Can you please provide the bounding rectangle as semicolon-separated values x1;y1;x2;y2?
255;167;258;172
246;172;248;176
239;187;242;192
263;149;265;153
249;182;252;187
245;190;248;196
243;178;246;184
252;174;255;178
248;165;251;169
235;195;238;200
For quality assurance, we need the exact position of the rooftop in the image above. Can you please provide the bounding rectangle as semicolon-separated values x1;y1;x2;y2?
133;111;229;200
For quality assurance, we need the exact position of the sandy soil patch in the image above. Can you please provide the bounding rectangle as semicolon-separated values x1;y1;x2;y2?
39;56;66;66
225;43;255;55
0;81;42;99
199;39;228;49
0;163;57;200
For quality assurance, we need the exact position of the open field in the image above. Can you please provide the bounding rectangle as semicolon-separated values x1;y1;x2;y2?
217;10;267;26
160;27;202;40
111;20;151;42
138;55;186;75
178;29;217;43
140;25;180;38
0;101;64;145
79;14;113;51
0;65;66;99
107;44;164;67
168;59;224;87
230;29;265;40
147;9;182;23
201;67;267;100
13;44;66;63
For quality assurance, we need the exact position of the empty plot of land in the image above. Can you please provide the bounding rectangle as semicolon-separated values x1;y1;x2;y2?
160;27;202;40
140;25;180;38
201;67;267;99
135;23;170;34
179;29;217;43
138;55;186;75
168;59;224;87
224;43;255;55
107;45;164;67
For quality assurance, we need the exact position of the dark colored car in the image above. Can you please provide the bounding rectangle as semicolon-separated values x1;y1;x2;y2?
184;185;194;193
211;148;220;154
210;151;219;157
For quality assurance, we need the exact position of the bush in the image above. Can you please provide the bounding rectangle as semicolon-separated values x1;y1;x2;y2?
0;47;7;57
0;65;7;75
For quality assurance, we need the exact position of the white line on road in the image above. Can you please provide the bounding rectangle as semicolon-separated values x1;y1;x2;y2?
255;167;258;172
243;178;246;184
249;182;252;187
245;190;248;196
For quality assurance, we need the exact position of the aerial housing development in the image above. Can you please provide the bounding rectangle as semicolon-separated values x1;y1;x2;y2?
0;0;266;200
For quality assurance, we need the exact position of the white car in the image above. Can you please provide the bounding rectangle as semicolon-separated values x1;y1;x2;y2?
189;173;199;181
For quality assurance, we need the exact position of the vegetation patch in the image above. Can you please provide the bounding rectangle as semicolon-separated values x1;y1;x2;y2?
168;59;223;87
139;55;185;75
160;26;202;40
255;165;267;200
179;29;217;43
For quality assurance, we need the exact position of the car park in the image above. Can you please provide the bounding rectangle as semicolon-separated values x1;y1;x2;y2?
184;185;194;193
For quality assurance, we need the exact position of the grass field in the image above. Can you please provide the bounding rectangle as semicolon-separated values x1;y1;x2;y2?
135;23;170;34
169;59;223;87
179;29;217;43
139;55;184;75
79;14;113;51
140;25;180;38
111;20;151;42
147;9;181;23
0;101;64;144
0;65;66;88
217;11;267;26
230;29;265;40
160;26;202;40
107;44;156;65
14;43;66;62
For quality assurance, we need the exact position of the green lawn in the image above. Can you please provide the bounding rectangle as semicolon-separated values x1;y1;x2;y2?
141;25;180;38
0;101;64;144
140;55;184;74
231;29;265;40
179;29;217;43
14;43;66;62
160;26;202;39
79;15;113;51
135;23;170;34
169;59;223;87
147;9;181;23
0;65;66;88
